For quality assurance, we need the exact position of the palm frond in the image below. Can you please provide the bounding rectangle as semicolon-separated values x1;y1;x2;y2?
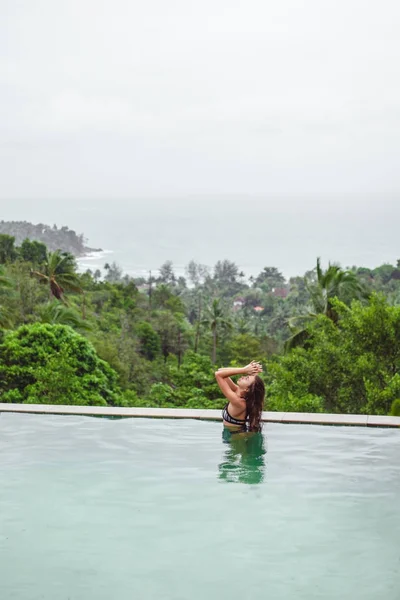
38;302;92;332
30;269;49;284
287;314;312;332
316;257;323;284
284;328;310;352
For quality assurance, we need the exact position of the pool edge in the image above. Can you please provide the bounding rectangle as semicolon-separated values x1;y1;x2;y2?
0;404;399;428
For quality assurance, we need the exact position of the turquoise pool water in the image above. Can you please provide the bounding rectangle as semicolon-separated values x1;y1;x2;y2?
0;413;399;600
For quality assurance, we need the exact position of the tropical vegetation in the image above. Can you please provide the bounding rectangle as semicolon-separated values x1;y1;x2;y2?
1;230;400;416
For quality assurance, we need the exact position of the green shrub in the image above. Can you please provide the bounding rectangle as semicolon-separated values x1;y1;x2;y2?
0;323;120;405
390;399;400;416
267;391;324;413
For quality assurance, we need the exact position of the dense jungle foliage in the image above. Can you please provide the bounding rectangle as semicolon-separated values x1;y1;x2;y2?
1;230;400;416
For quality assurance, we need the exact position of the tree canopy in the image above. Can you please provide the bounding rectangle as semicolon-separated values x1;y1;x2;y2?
0;323;120;405
1;229;400;416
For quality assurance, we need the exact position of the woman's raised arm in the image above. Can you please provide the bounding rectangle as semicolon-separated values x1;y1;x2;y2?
214;363;262;403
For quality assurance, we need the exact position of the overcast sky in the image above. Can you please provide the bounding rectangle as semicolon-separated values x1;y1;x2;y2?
1;0;400;201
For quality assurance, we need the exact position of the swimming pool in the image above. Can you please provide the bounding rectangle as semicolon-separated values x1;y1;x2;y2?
0;413;399;600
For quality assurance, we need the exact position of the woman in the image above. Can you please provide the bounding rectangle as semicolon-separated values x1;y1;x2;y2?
215;361;265;433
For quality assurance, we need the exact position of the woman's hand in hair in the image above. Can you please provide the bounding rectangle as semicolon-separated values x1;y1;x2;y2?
244;361;263;375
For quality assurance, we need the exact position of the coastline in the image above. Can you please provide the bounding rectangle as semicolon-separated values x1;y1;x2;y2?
81;246;103;255
76;248;114;273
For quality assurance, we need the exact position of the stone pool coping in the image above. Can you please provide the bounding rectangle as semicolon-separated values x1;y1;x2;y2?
0;403;399;427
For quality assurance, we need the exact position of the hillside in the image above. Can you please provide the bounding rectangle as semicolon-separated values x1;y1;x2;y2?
0;221;101;256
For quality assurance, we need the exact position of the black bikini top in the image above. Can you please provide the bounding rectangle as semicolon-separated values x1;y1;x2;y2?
222;402;247;426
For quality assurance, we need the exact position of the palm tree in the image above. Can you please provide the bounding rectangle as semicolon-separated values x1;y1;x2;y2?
285;257;368;351
37;301;92;332
0;234;17;263
152;283;173;309
202;298;232;363
30;250;82;302
234;315;250;334
309;258;367;321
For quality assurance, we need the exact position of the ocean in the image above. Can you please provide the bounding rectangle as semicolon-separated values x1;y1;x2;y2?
2;195;399;282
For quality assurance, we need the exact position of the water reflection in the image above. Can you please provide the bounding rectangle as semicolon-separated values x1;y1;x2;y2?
218;428;267;484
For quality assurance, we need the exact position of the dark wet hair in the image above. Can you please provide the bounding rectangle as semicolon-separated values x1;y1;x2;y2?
244;375;265;432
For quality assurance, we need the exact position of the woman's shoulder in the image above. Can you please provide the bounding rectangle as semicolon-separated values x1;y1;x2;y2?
229;393;246;407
